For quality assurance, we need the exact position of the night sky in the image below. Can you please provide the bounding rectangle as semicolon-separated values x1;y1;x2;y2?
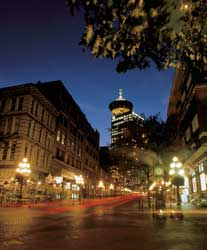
0;0;174;146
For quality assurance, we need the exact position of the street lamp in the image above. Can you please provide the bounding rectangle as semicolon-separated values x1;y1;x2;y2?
169;157;184;206
98;180;104;198
75;175;84;201
16;158;31;198
109;183;114;196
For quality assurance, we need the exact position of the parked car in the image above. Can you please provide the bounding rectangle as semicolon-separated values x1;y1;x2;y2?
191;198;207;207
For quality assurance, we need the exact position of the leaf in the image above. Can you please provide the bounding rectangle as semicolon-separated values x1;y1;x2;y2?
85;24;94;44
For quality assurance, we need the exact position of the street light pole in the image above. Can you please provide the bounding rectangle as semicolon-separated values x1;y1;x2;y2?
16;158;31;199
75;175;84;202
169;157;184;207
98;180;104;198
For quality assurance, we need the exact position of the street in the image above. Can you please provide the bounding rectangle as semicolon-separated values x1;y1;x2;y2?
0;196;207;250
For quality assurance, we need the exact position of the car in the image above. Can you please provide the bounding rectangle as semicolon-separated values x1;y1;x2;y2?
191;198;207;207
199;198;207;207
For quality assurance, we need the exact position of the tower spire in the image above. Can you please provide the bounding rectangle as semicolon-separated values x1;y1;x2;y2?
117;88;124;100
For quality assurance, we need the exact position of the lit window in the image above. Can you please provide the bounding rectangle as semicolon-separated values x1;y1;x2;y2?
57;130;61;142
192;177;197;193
198;163;204;173
61;134;65;145
200;173;206;191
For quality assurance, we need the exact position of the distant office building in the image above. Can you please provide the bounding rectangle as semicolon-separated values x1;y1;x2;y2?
0;81;106;194
109;89;144;147
167;65;207;199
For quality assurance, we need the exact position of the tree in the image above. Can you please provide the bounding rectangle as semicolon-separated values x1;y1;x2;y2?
66;0;207;73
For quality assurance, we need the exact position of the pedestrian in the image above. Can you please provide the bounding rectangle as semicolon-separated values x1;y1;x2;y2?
138;196;144;211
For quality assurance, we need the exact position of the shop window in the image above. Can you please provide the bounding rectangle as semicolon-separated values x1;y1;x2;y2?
192;176;197;193
200;173;206;191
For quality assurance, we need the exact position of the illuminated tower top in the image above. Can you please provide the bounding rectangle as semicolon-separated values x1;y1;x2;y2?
109;89;133;116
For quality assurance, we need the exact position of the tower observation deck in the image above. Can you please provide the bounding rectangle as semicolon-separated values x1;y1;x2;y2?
109;89;133;116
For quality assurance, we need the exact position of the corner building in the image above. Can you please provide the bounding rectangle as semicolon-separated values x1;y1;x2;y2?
168;66;207;200
0;81;102;196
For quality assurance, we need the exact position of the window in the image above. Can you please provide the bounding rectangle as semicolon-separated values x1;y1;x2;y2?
41;109;45;122
47;134;51;149
2;142;8;160
36;149;40;166
200;173;206;191
45;132;48;147
198;163;204;173
10;143;16;160
24;145;28;158
47;114;50;126
31;99;35;113
29;147;33;161
192;177;197;193
192;114;199;133
185;127;191;142
56;148;65;161
27;121;32;136
35;103;39;116
18;97;24;111
6;117;13;135
198;163;206;191
39;127;42;143
32;122;36;138
45;154;49;169
0;99;6;113
42;152;45;168
61;133;65;145
14;117;20;134
57;130;61;142
50;117;53;129
10;97;16;111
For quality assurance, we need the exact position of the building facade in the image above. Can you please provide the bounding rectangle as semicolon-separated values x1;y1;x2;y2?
0;81;106;198
167;66;207;200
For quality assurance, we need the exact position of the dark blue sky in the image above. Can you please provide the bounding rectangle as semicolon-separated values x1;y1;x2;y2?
0;0;174;146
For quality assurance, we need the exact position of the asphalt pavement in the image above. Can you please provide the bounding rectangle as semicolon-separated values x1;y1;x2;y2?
0;196;207;250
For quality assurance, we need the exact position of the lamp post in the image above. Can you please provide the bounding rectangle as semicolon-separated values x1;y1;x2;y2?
16;158;31;199
109;183;114;196
98;180;104;198
75;175;84;201
169;157;184;206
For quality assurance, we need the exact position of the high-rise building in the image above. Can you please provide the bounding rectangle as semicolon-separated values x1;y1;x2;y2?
109;89;144;147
